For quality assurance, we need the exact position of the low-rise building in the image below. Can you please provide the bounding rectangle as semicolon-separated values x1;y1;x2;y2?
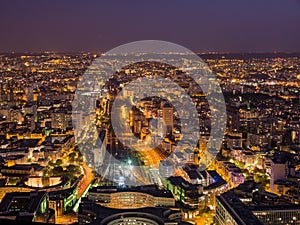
87;185;175;209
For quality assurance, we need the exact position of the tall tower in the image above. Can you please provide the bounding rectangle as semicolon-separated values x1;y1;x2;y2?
270;158;288;193
25;86;34;102
162;103;173;134
94;130;107;168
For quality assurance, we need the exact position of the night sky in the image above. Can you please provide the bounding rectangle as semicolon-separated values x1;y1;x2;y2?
0;0;300;53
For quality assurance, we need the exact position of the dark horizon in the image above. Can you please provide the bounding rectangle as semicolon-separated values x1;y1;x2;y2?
1;51;300;55
0;0;300;53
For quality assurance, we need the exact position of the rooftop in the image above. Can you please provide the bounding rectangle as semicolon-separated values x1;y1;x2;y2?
217;191;263;225
89;185;173;198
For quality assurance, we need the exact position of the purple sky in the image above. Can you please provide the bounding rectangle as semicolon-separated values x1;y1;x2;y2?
0;0;300;53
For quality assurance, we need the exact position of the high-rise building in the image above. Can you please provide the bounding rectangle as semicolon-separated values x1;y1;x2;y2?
162;103;173;134
25;86;34;102
270;157;288;193
94;130;107;169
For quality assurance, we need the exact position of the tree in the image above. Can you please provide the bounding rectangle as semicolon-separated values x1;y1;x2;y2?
8;177;19;185
42;166;51;177
68;153;76;162
78;152;84;164
52;166;64;176
56;159;63;166
254;174;269;188
49;161;56;167
42;177;50;187
66;164;81;174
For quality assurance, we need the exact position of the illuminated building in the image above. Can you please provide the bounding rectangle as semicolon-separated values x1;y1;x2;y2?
270;157;288;193
8;108;23;124
1;164;38;177
183;148;196;164
24;176;63;188
252;205;300;225
0;191;53;223
159;160;174;178
93;130;107;169
87;185;175;209
0;187;31;202
25;86;34;103
79;203;189;225
180;166;228;210
162;103;173;135
51;111;68;131
217;161;245;188
163;176;205;220
79;185;190;225
225;133;243;149
216;181;300;225
203;170;228;210
48;185;78;214
215;192;263;225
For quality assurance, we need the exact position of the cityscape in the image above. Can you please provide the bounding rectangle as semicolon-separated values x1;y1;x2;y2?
0;51;299;225
1;1;300;225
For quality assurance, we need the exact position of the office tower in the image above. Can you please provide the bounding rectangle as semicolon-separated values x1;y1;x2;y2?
270;157;288;193
162;103;173;135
